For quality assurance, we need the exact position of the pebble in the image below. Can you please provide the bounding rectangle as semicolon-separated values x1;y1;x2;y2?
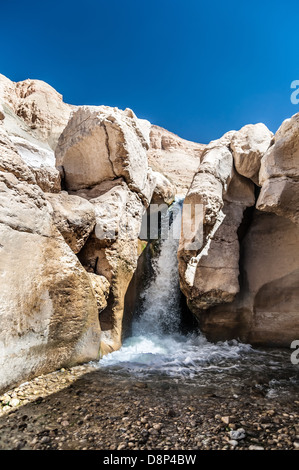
9;398;20;407
229;428;246;440
221;416;230;425
0;363;297;451
229;440;238;447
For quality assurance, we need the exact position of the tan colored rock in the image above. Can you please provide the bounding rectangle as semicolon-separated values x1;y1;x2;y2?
150;171;176;205
148;125;205;196
230;123;273;183
78;180;145;354
0;161;101;392
88;273;110;313
45;191;96;253
198;212;299;346
0;74;73;150
0;97;61;193
56;106;150;202
178;136;255;313
257;113;299;225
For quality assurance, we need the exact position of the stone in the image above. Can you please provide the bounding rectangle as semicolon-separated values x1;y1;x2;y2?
148;124;205;196
78;180;145;355
178;135;255;313
0;94;62;193
45;191;96;253
249;445;264;450
229;428;246;440
0;147;101;392
9;398;20;407
56;106;150;202
0;74;73;150
199;211;299;346
230;123;273;184
228;440;238;447
150;171;176;205
221;416;230;425
88;273;110;313
257;113;299;225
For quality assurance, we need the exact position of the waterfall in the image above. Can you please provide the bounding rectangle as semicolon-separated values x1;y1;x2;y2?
98;198;255;381
133;199;183;337
95;201;299;398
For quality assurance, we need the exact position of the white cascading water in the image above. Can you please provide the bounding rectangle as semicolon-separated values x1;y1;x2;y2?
98;199;256;381
97;200;299;399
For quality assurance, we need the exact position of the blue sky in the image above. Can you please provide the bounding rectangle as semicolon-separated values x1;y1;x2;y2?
1;0;299;143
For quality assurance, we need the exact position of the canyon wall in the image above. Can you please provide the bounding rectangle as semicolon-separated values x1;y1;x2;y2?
178;118;299;346
0;74;182;391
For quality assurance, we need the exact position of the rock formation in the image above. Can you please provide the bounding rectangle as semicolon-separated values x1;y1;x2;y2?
0;71;298;392
0;75;179;391
148;125;205;196
178;119;299;346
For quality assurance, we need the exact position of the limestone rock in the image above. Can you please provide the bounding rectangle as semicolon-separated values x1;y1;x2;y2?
88;273;110;313
78;180;145;354
230;123;273;183
148;125;205;196
198;212;299;346
178;134;255;313
150;171;176;205
257;113;299;225
0;73;73;150
0;159;101;392
56;106;150;202
45;191;96;253
0;97;61;193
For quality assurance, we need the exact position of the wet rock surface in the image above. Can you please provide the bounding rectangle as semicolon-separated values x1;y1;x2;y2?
0;366;298;451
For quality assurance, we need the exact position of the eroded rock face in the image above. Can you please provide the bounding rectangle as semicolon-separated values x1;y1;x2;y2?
56;106;151;202
0;73;73;150
45;191;96;254
198;212;299;346
77;180;145;354
0;76;70;193
0;163;102;392
257;113;299;225
178;119;299;346
148;125;205;196
0;76;104;392
230;123;273;184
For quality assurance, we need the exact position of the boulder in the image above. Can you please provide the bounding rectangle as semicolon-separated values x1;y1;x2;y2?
148;125;205;196
45;191;96;253
178;131;256;317
0;96;62;193
88;272;110;314
257;113;299;225
150;170;176;205
230;123;273;184
0;74;73;150
77;179;145;354
56;106;151;203
198;212;299;346
0;162;101;392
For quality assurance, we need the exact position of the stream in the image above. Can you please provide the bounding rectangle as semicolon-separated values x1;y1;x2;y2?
96;200;299;398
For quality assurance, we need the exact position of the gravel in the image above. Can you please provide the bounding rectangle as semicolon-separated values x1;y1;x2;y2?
0;365;298;450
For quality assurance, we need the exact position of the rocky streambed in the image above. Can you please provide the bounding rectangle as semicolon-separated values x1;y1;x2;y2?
0;357;298;451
